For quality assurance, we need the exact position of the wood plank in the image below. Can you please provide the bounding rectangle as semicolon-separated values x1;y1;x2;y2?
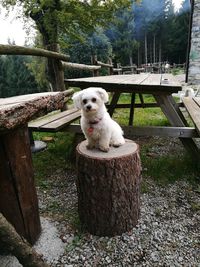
0;92;61;107
123;126;198;138
0;126;41;244
106;103;159;109
65;74;181;94
183;97;200;135
193;97;200;107
28;108;79;128
141;74;162;86
62;123;198;138
33;111;81;131
0;92;65;130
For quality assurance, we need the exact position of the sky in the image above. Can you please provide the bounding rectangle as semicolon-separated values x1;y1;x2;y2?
0;0;184;46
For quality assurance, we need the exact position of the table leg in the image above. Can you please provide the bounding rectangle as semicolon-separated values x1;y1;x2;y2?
0;125;41;244
153;94;200;161
129;93;136;126
108;92;121;117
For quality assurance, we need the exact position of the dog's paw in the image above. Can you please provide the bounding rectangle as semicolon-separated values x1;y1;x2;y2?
112;141;124;147
86;143;95;150
99;145;109;152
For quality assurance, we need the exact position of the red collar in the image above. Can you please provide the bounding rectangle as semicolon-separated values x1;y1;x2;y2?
88;118;102;125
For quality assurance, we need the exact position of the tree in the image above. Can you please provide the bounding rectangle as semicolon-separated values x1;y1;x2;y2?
63;28;112;78
2;0;131;90
0;53;44;97
105;7;138;66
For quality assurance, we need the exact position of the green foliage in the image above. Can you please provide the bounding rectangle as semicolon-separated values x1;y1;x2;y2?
2;0;132;45
63;27;113;78
105;7;138;65
0;54;44;97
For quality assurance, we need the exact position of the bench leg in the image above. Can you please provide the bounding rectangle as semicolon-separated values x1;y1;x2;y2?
0;125;41;244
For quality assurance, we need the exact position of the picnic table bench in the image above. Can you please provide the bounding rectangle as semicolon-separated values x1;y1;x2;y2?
28;107;80;132
0;90;73;244
182;96;200;136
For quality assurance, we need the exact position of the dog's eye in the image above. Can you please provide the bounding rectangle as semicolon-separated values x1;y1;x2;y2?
83;99;87;104
92;98;96;103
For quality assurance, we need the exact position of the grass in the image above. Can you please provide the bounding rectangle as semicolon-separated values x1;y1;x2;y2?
32;94;199;188
112;94;169;126
32;131;75;186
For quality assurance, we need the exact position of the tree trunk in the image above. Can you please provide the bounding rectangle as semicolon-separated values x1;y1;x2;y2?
153;34;156;63
0;213;49;267
76;140;142;236
145;32;148;65
30;1;65;92
45;43;65;92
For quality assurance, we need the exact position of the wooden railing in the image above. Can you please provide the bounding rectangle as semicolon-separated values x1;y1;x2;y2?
0;44;110;92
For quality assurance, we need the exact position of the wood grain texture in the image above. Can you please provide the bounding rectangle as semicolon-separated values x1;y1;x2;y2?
0;92;67;131
76;140;142;236
183;97;200;135
0;126;41;244
65;74;182;94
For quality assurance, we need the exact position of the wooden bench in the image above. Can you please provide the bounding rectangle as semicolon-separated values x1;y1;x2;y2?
182;96;200;136
28;107;81;132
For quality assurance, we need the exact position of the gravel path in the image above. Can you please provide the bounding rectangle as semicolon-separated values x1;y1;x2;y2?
36;168;200;266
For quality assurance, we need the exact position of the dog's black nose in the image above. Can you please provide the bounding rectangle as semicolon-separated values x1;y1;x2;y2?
87;105;92;110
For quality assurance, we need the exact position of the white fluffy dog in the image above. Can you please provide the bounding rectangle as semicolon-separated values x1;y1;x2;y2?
72;87;125;152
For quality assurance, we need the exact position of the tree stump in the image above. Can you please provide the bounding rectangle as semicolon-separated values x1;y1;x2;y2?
76;139;142;236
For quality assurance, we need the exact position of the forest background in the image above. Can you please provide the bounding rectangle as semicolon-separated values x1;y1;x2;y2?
0;0;190;97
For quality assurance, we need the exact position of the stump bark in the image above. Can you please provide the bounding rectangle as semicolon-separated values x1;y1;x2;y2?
76;139;142;236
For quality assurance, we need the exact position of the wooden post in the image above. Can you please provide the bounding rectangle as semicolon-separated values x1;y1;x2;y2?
91;55;99;76
0;125;41;244
76;140;142;236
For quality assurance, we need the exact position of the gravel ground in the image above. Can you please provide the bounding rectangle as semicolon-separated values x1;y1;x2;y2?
1;137;200;266
37;177;200;267
35;137;200;267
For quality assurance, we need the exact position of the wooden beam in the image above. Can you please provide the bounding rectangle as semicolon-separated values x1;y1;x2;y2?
96;61;113;68
62;61;101;71
0;44;70;62
61;124;198;138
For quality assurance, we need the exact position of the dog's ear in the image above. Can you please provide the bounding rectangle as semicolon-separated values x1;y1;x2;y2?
96;88;109;103
72;91;83;109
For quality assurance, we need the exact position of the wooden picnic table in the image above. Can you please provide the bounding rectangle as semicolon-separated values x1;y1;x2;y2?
65;73;200;161
0;91;67;244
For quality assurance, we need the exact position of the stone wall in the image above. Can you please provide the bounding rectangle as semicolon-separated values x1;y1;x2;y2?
188;0;200;85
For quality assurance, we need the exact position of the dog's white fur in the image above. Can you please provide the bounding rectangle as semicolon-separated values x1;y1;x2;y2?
72;87;125;152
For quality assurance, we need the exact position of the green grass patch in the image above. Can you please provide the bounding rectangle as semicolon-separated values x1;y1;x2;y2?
112;94;169;126
32;132;75;186
141;146;199;185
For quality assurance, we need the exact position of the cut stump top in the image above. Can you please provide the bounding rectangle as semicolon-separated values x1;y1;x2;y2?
77;139;139;160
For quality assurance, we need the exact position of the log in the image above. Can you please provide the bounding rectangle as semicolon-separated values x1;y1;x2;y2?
0;213;49;267
76;139;142;236
0;126;41;244
0;92;66;131
62;61;101;71
0;44;70;62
